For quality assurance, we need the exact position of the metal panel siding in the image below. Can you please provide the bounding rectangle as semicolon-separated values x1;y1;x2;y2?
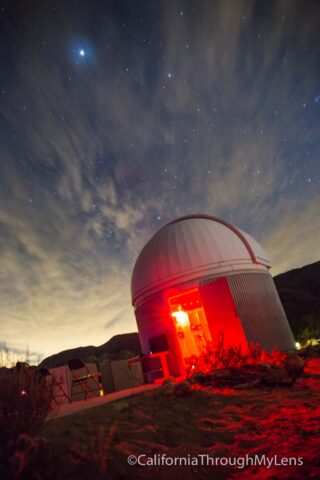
227;273;296;352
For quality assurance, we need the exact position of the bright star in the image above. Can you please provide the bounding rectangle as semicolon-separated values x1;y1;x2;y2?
70;43;94;65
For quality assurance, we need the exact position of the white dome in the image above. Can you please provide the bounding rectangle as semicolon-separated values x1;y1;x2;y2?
131;215;270;306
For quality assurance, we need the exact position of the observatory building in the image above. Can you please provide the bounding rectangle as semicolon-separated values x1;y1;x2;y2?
131;215;295;377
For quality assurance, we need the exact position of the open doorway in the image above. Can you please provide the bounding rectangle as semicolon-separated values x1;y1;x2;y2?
168;288;212;362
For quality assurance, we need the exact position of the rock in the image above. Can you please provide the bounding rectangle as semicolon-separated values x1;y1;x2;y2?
234;379;261;389
261;367;288;385
112;400;129;412
158;381;192;397
162;377;177;386
284;355;306;381
190;372;207;385
173;381;192;398
159;383;176;396
212;368;232;377
257;362;272;371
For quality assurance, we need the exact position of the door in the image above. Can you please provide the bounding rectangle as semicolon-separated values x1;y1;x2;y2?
168;288;212;362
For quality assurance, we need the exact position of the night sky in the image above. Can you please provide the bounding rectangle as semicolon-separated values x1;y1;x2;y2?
1;0;319;361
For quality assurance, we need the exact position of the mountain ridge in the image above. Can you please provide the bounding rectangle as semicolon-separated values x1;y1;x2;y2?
40;332;141;369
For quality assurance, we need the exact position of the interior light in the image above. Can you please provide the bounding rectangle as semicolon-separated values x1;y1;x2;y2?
172;307;190;327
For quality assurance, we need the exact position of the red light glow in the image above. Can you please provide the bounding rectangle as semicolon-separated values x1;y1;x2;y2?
172;308;190;327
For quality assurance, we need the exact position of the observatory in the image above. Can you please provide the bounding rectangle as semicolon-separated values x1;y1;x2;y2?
131;215;295;377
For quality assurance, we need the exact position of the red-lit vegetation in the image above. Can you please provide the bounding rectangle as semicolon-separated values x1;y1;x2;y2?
185;335;286;380
183;334;304;390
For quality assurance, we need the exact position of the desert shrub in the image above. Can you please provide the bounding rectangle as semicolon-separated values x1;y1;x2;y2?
265;346;286;365
0;363;53;477
185;333;286;379
0;347;14;368
7;434;59;480
289;314;320;343
64;424;116;480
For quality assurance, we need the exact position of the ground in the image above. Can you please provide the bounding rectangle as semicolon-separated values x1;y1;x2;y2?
41;359;320;480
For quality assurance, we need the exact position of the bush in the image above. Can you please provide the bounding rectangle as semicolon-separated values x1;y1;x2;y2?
185;333;286;380
292;315;320;343
0;363;53;477
64;424;116;480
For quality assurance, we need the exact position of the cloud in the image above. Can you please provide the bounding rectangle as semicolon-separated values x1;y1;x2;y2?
0;0;319;359
263;199;320;275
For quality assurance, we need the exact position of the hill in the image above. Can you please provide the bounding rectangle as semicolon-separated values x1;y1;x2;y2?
40;359;320;480
40;332;141;369
274;261;320;341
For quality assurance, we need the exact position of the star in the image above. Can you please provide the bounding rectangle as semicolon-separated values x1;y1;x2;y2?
79;49;85;56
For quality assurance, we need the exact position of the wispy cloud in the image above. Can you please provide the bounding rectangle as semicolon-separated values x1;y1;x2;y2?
0;0;319;358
